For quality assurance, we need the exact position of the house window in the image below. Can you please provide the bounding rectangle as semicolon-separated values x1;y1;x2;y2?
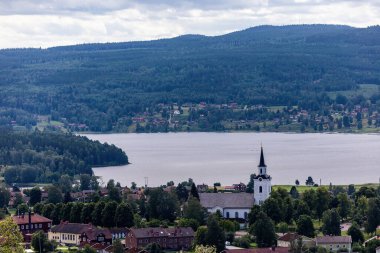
235;212;239;218
259;186;263;193
21;225;24;230
244;212;248;220
226;212;230;218
39;224;42;228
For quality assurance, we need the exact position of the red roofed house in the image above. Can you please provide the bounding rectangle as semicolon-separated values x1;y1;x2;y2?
277;233;315;248
12;211;52;242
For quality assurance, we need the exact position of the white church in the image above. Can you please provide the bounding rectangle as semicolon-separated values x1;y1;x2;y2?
199;146;272;223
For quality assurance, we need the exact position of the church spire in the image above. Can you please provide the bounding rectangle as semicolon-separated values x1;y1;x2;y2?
258;145;266;167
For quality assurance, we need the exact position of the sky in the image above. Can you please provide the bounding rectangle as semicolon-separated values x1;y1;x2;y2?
0;0;379;49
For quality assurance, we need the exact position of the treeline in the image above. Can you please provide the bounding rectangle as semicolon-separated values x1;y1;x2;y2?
0;130;128;183
0;25;380;131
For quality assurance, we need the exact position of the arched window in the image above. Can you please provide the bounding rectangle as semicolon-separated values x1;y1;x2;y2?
235;212;239;218
259;186;263;193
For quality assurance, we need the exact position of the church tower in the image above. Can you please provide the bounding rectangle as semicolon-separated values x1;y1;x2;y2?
253;146;271;205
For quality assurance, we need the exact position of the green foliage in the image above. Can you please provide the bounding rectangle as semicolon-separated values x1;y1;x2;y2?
194;226;208;246
113;239;125;253
190;183;200;200
81;203;95;224
365;197;380;234
232;235;251;248
145;243;163;253
0;217;24;253
321;209;341;236
115;202;135;227
0;187;10;208
31;230;55;252
184;196;206;225
29;187;42;206
47;186;63;204
178;218;200;231
101;201;118;227
0;131;128;184
347;222;364;244
1;25;380;133
296;215;315;237
205;215;225;253
251;211;276;248
147;188;179;222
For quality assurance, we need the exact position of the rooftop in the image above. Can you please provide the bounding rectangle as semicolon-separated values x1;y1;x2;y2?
199;193;254;209
316;236;352;244
12;213;51;225
131;227;194;238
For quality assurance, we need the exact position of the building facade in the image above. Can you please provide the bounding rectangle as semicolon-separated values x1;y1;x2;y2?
12;211;52;242
253;146;271;205
125;227;194;251
316;236;352;253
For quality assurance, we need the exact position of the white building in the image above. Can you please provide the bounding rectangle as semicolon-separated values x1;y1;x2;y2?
253;146;271;205
316;236;352;253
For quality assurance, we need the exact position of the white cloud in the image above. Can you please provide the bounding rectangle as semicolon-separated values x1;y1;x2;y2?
0;0;379;48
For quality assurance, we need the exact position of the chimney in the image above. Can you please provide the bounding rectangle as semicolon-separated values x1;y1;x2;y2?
28;209;32;231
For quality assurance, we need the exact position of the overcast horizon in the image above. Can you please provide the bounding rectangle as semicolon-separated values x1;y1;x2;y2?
1;0;380;49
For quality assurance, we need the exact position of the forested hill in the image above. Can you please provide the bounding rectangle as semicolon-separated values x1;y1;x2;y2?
0;130;128;183
1;24;380;132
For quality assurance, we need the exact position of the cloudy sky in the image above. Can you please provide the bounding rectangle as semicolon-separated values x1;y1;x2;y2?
0;0;379;48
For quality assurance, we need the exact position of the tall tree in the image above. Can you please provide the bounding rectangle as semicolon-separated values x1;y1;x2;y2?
321;209;341;236
337;193;350;221
315;187;330;220
205;215;225;253
0;187;10;208
115;202;134;227
47;186;63;204
81;203;95;224
101;201;118;227
365;197;380;234
296;215;315;237
0;217;24;253
190;183;200;200
147;188;179;222
347;222;364;244
252;211;276;247
92;201;106;226
29;187;42;206
184;196;206;225
70;203;84;223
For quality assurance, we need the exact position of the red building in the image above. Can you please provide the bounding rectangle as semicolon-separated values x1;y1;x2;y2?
125;227;194;251
12;211;52;242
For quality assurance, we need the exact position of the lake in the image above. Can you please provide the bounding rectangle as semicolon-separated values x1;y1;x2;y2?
85;132;380;187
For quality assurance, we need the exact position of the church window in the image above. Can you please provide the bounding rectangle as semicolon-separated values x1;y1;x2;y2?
260;169;262;174
226;212;230;218
259;186;262;193
235;212;239;218
244;212;248;219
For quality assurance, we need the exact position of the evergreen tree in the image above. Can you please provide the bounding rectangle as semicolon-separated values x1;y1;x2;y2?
176;183;189;202
205;215;225;253
252;211;276;248
290;186;300;199
190;183;200;200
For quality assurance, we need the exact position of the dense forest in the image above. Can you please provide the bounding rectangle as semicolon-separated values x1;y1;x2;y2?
0;129;128;183
1;25;380;131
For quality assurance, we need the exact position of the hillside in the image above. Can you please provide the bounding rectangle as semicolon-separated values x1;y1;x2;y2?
0;24;380;132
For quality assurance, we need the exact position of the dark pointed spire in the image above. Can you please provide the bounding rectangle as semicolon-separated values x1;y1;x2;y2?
259;145;266;167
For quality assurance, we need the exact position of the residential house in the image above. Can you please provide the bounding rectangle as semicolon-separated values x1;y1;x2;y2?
12;211;52;242
48;222;115;246
277;233;315;248
316;236;352;253
125;227;194;251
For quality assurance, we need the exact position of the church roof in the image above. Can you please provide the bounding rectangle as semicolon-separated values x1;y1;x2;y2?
199;193;254;209
258;146;266;167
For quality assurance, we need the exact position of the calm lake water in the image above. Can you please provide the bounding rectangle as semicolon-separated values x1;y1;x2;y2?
85;132;380;187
